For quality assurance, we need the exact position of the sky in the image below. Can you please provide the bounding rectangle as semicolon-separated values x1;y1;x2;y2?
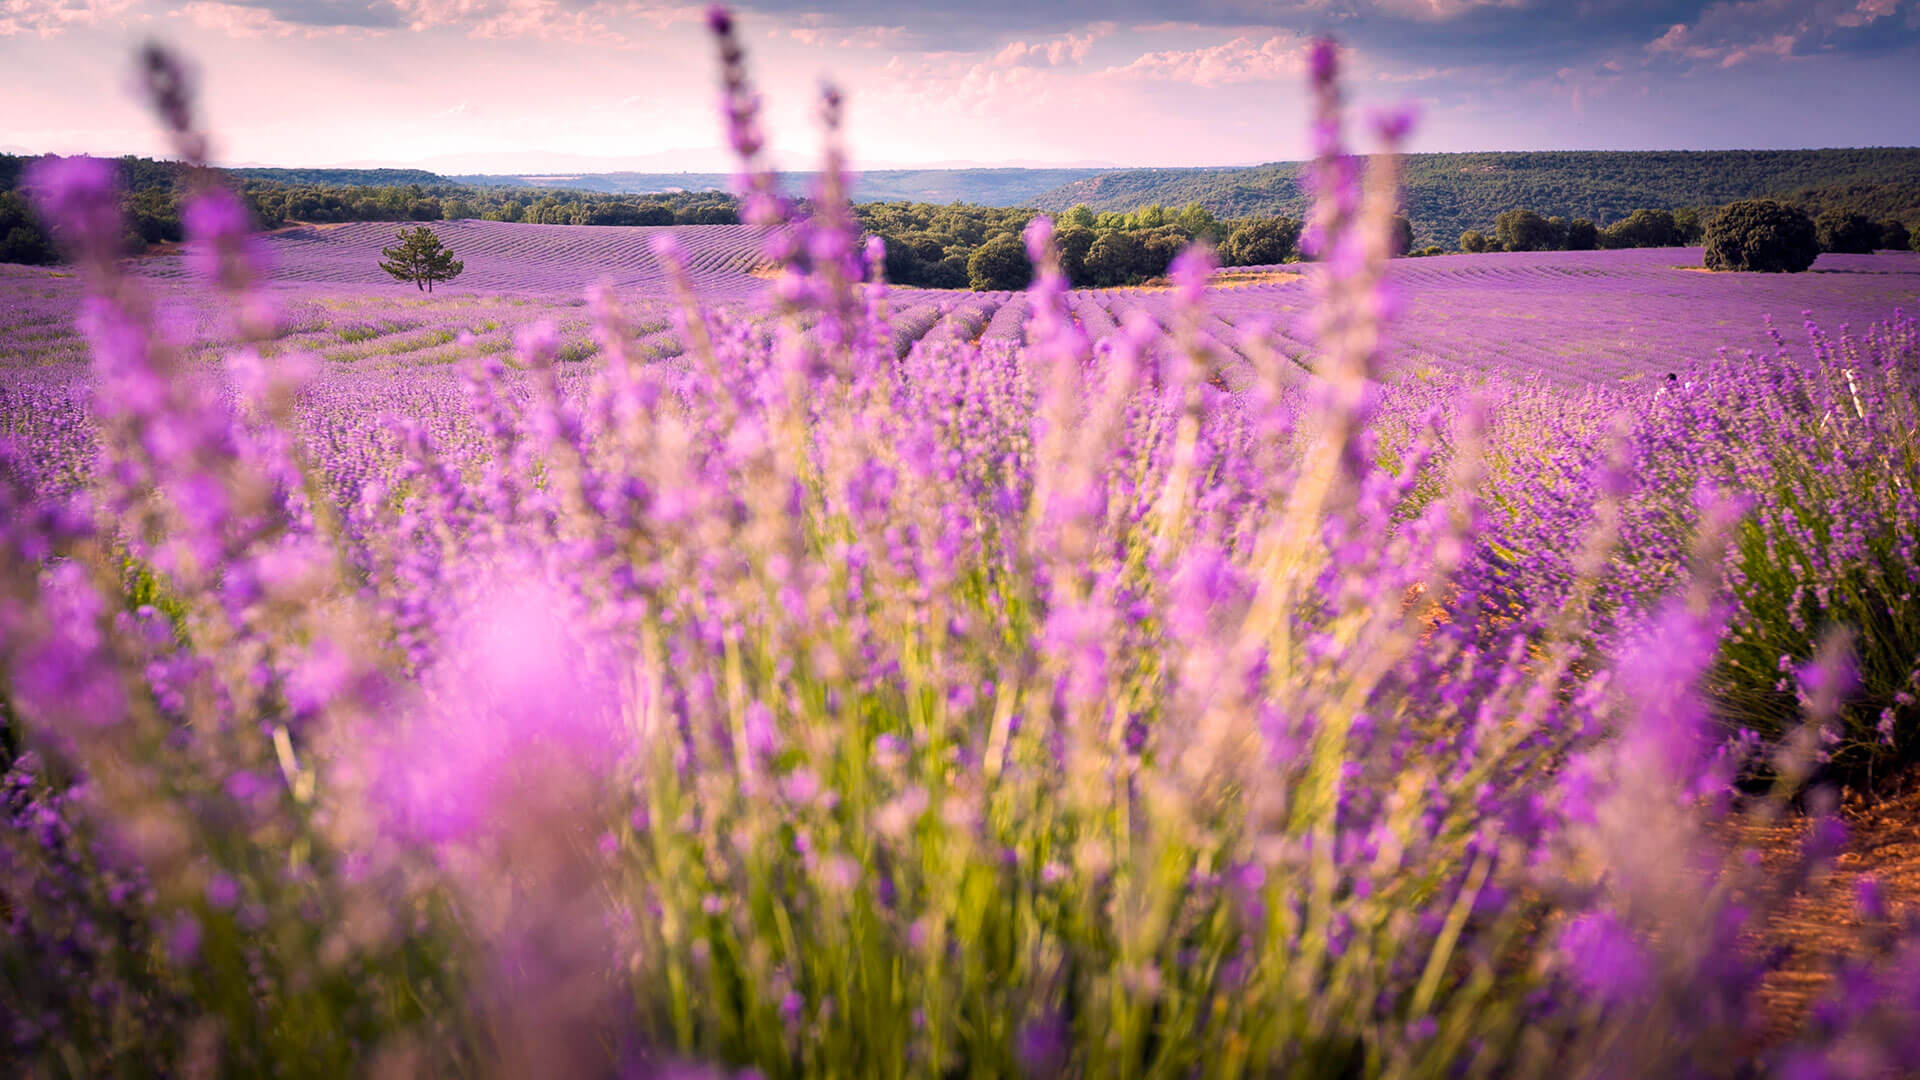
2;0;1918;172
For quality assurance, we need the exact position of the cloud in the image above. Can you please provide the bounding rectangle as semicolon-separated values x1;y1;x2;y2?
1104;32;1309;86
786;20;911;48
182;0;303;34
0;0;137;36
1645;0;1919;69
234;0;401;27
1368;0;1532;18
991;26;1108;68
166;0;697;39
11;0;1919;82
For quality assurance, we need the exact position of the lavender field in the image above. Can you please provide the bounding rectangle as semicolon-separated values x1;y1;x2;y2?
4;16;1920;1080
7;241;1914;383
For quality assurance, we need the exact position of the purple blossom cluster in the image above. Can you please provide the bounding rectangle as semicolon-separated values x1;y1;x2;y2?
2;14;1919;1079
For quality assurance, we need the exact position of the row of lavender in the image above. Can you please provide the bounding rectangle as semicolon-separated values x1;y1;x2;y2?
3;20;1920;1079
137;218;780;298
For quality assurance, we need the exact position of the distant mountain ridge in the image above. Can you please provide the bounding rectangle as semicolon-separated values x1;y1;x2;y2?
223;167;1110;207
436;168;1111;206
1031;148;1920;247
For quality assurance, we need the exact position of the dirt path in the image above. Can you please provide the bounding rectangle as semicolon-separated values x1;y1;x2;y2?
1745;777;1920;1041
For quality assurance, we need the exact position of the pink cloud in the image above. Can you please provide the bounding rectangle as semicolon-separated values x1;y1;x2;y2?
1;0;137;37
1104;33;1307;87
389;0;621;42
176;0;397;37
1836;0;1900;25
1371;0;1531;17
1647;0;1907;69
991;27;1106;69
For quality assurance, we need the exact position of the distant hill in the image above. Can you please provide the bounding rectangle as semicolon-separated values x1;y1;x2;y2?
1033;149;1920;248
438;168;1110;206
229;166;447;187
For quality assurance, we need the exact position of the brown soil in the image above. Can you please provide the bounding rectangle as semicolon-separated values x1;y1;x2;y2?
1129;269;1306;292
1743;773;1920;1041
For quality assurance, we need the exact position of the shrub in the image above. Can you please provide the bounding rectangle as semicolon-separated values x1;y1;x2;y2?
0;191;57;265
1223;216;1300;266
965;232;1031;291
1054;223;1096;284
1138;224;1192;278
1494;208;1556;252
1601;208;1679;249
1081;228;1145;286
1674;207;1707;244
1702;199;1818;272
1458;229;1491;253
1815;210;1881;254
1875;219;1909;253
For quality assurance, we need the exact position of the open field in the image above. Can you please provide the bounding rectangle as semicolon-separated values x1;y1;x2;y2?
140;218;778;296
6;234;1915;385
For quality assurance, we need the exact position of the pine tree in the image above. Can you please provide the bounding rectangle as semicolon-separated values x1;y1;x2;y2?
378;225;464;292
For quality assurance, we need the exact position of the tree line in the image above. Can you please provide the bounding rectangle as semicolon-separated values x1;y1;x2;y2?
241;183;738;228
4;152;1914;276
859;200;1421;291
0;153;739;266
1458;205;1914;256
1030;148;1920;250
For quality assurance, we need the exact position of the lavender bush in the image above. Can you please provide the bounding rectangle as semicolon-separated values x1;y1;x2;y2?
2;13;1918;1079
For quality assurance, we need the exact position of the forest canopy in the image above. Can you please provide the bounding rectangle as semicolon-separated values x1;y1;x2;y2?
1032;148;1920;252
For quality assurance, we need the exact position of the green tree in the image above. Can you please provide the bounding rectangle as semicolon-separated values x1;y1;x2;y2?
1083;229;1145;286
930;253;970;289
1139;226;1191;279
1176;202;1218;240
1564;219;1599;250
379;225;465;292
1703;199;1818;273
1814;210;1880;254
1223;217;1301;266
881;240;922;285
0;192;55;266
1062;204;1096;229
966;233;1031;291
1493;209;1555;252
1055;225;1097;285
1458;230;1491;254
1389;215;1414;257
1881;219;1911;252
1601;208;1680;249
1673;207;1707;244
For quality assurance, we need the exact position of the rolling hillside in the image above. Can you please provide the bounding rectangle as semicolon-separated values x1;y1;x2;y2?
1033;148;1920;248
